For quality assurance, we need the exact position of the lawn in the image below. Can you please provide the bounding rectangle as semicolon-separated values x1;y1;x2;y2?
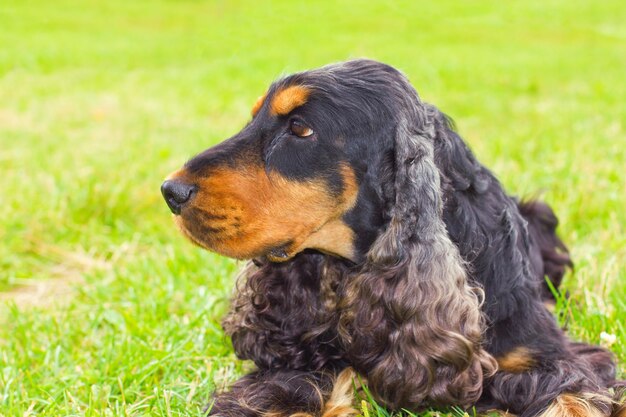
0;0;625;415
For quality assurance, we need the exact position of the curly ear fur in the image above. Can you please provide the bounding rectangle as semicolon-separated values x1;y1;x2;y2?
338;104;496;409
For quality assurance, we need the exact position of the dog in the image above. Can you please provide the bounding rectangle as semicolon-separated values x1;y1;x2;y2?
161;59;624;417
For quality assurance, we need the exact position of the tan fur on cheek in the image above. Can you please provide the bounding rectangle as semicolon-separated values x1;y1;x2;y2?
298;220;355;261
288;165;359;260
270;85;310;116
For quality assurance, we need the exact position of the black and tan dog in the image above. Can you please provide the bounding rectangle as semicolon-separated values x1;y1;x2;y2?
161;60;624;417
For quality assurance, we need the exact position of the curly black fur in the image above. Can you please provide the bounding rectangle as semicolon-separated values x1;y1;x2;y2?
163;59;624;417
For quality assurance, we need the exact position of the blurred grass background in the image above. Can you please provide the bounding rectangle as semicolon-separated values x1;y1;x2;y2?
0;0;624;415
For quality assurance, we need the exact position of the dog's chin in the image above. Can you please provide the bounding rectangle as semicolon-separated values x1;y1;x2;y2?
173;215;300;262
172;215;214;252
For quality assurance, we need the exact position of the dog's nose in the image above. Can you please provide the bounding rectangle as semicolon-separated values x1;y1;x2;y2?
161;180;197;214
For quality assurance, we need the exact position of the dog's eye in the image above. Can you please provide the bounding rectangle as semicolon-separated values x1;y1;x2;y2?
289;119;314;138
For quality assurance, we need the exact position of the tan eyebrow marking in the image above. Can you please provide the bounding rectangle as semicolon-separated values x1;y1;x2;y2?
270;85;310;116
251;93;267;117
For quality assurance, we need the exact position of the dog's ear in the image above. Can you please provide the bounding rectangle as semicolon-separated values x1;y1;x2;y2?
339;104;497;410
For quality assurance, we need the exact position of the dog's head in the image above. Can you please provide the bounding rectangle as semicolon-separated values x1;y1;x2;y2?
161;59;422;263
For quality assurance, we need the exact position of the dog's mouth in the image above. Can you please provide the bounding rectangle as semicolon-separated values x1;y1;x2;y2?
174;205;356;263
173;205;309;261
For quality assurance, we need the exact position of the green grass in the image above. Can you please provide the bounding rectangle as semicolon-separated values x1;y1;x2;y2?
1;0;625;415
